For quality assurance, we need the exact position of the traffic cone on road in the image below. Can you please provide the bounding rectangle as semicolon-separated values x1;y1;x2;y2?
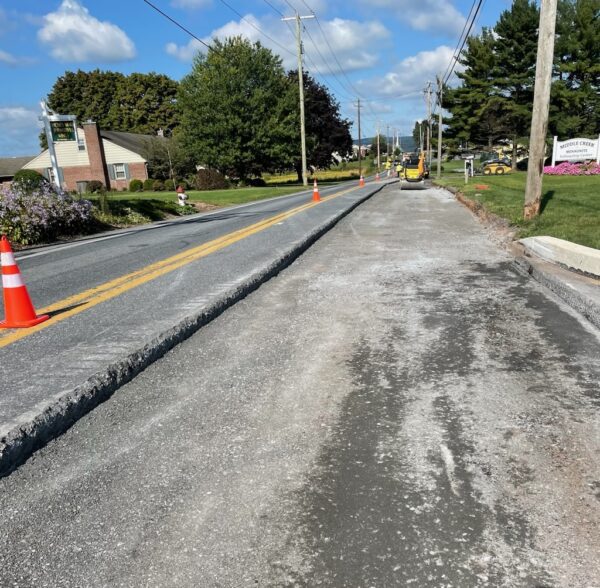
0;236;49;328
375;172;380;182
312;178;321;202
359;175;365;187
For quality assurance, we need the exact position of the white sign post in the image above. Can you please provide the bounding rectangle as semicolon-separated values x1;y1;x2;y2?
551;135;600;166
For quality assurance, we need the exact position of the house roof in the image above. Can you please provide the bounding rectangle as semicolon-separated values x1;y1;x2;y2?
0;156;36;178
100;130;162;156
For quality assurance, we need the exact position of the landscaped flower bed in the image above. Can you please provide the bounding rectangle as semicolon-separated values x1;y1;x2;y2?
543;161;600;176
0;183;93;246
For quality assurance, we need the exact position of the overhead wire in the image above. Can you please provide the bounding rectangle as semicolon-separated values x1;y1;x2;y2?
443;0;485;86
215;0;296;57
142;0;216;52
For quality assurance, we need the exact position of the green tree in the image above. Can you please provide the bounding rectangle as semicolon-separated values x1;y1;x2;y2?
490;0;539;168
43;70;179;147
369;134;388;157
445;28;508;149
143;134;197;182
550;0;600;138
178;37;296;181
286;71;353;181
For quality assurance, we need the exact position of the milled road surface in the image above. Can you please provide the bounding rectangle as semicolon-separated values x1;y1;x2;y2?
1;185;599;587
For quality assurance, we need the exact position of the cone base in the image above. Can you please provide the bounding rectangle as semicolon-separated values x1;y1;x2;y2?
312;193;321;202
0;314;49;329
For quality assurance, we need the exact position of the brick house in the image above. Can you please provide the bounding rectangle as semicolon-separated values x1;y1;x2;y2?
22;122;151;192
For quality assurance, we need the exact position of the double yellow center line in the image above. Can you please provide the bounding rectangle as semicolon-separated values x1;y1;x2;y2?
0;186;357;348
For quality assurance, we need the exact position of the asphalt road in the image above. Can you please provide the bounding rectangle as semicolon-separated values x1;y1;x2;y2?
0;180;382;461
1;184;599;587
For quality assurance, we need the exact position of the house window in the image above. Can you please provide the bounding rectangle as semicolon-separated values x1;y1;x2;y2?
113;163;126;180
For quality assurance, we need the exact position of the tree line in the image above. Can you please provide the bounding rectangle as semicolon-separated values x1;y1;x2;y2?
44;37;352;183
444;0;599;165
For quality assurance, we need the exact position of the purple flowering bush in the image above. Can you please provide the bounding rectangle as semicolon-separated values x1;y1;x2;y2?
543;161;600;176
0;183;93;245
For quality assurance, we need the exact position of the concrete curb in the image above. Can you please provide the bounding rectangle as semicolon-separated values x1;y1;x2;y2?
512;250;600;331
519;236;600;279
0;182;390;478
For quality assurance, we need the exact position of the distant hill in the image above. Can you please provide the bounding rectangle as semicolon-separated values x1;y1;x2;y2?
353;136;417;152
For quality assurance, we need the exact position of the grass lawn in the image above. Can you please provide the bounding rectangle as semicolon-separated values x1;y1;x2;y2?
265;160;377;185
435;170;600;249
86;185;309;228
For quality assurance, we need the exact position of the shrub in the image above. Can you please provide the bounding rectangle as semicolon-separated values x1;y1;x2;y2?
12;170;47;192
143;178;155;191
194;169;229;191
129;179;143;192
152;179;165;191
86;180;105;194
164;179;175;191
0;183;93;245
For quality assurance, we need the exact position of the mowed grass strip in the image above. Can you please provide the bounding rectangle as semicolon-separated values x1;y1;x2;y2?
436;171;600;249
97;185;306;206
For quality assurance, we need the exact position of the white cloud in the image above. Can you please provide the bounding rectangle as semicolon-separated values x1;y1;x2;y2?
360;45;460;98
38;0;135;63
0;107;42;157
0;49;35;67
171;0;212;8
366;0;465;35
166;13;388;75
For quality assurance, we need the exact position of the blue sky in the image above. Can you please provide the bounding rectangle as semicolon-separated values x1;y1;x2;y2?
0;0;508;157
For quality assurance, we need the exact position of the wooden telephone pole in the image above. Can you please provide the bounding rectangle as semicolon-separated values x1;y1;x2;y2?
282;12;315;187
355;98;362;177
524;0;558;219
436;75;443;179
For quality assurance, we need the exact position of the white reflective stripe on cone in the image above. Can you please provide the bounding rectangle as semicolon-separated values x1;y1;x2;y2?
0;252;16;266
2;273;24;288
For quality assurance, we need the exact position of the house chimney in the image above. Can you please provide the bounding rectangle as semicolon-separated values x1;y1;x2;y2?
83;121;110;188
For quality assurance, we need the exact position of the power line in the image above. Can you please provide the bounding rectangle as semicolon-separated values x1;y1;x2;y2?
261;0;286;19
215;0;296;57
440;0;478;83
443;0;485;85
142;0;215;52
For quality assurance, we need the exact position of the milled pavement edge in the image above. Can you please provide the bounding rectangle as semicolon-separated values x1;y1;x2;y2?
438;183;600;331
0;181;392;478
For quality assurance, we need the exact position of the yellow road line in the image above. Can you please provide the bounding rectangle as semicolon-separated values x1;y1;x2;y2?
0;185;358;348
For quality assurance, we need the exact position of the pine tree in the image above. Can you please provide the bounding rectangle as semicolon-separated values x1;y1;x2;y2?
491;0;539;168
550;0;600;138
445;28;507;149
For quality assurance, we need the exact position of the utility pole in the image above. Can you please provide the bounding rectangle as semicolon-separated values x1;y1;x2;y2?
425;82;433;167
376;121;381;171
386;124;390;159
355;98;362;177
524;0;558;219
282;12;315;187
436;75;443;179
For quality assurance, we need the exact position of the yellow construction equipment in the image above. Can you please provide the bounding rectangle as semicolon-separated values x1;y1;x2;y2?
399;153;427;188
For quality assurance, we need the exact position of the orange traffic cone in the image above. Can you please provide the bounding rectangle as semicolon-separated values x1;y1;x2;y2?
359;175;365;187
0;236;49;328
312;178;321;202
375;172;380;182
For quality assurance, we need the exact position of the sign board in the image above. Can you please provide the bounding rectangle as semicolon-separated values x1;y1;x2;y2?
552;135;600;166
50;120;77;142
